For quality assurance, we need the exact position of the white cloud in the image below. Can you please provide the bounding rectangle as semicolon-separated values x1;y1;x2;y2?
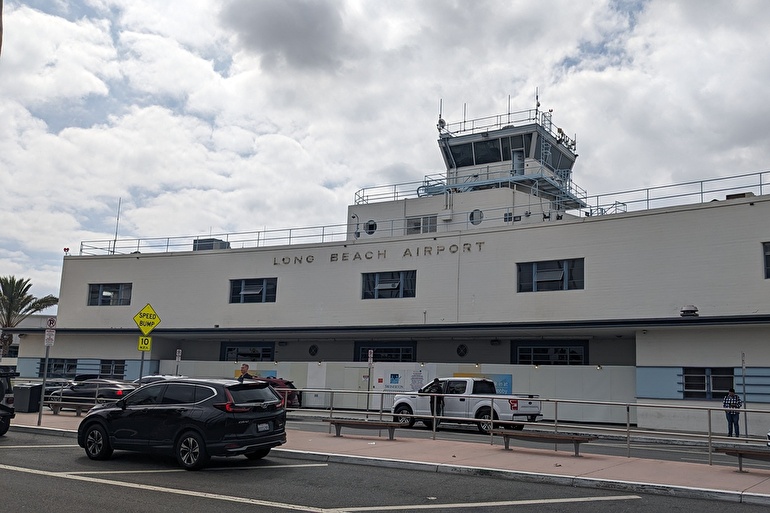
2;0;770;304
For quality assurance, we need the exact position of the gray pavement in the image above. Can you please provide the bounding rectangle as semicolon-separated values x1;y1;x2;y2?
8;410;770;506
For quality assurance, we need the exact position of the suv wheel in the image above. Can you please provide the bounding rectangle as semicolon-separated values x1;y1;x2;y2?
0;416;9;437
176;430;209;470
245;448;270;460
83;424;113;460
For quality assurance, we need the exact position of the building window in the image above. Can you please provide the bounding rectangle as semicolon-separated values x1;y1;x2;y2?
355;342;415;362
100;360;126;379
469;209;484;225
222;343;275;362
517;346;585;365
764;242;770;279
517;258;584;292
38;358;78;378
230;278;277;303
406;215;437;235
88;283;132;306
681;367;734;399
362;271;416;299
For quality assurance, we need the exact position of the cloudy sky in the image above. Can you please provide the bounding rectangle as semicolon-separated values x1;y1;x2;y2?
2;0;770;307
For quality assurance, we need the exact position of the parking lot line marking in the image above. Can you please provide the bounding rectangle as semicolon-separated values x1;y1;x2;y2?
0;463;327;512
0;444;79;449
65;463;329;475
1;462;640;512
324;494;642;512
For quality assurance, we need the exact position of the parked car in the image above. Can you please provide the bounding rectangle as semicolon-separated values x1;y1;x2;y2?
258;377;301;408
0;366;20;436
77;378;287;469
132;374;187;386
48;379;135;404
42;378;75;397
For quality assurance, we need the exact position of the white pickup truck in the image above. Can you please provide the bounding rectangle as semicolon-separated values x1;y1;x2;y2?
391;377;541;433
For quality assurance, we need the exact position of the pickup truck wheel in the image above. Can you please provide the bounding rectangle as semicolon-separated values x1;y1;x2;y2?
393;405;415;427
476;409;498;434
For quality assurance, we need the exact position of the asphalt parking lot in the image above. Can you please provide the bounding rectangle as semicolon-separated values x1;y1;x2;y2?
3;430;770;513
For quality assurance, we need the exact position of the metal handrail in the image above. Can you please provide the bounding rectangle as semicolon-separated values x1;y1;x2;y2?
78;170;770;256
287;387;770;464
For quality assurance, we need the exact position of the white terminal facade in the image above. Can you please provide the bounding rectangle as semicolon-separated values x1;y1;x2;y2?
11;100;770;433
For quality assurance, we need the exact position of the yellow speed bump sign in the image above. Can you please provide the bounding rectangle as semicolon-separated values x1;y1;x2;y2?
134;303;161;336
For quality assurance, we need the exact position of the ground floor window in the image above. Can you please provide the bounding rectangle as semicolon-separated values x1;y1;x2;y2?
681;367;734;399
100;360;126;379
354;341;416;362
38;358;78;378
513;340;588;365
221;342;275;362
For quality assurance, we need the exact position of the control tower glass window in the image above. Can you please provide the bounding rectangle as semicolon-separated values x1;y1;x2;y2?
473;139;501;164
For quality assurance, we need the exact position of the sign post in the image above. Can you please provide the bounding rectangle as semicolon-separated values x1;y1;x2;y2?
133;304;161;381
37;317;57;426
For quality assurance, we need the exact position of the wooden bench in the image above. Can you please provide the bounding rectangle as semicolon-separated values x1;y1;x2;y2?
323;419;400;440
491;430;598;457
45;401;94;416
715;447;770;472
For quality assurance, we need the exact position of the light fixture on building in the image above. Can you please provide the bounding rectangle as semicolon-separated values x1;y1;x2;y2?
680;305;699;317
533;364;539;369
475;363;479;368
596;365;603;370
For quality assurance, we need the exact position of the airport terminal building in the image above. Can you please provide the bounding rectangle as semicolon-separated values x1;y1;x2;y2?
10;103;770;432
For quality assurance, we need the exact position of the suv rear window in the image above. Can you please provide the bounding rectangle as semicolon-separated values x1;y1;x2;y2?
228;383;280;403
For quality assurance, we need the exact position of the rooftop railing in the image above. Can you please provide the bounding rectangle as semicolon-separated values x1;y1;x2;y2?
79;170;770;256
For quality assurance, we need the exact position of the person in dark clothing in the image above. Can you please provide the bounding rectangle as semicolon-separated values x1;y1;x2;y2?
425;378;444;423
238;363;254;382
722;388;742;437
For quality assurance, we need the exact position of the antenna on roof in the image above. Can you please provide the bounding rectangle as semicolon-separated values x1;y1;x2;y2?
535;87;540;119
437;99;446;131
111;197;121;255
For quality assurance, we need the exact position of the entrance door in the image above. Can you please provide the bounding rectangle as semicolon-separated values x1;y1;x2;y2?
343;367;370;410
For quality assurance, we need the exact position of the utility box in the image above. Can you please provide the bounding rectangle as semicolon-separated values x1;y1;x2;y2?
14;383;42;413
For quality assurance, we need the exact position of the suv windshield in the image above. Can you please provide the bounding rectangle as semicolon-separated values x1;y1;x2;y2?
229;383;279;403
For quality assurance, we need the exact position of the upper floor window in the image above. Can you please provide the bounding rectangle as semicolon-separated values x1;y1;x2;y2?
517;258;584;292
764;242;770;279
230;278;277;303
88;283;132;306
362;270;416;299
406;215;437;235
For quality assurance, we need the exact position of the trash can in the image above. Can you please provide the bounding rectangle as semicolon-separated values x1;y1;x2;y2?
14;383;43;413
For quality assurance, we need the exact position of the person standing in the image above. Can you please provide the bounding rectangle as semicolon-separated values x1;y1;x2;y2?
238;363;254;382
425;378;444;423
722;388;742;437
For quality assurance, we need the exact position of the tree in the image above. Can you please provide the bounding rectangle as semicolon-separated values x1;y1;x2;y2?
0;276;59;357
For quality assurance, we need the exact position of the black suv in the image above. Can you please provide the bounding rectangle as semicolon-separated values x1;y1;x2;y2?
77;378;286;469
0;366;20;436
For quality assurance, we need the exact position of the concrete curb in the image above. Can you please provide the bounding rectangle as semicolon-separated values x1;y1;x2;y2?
275;448;770;505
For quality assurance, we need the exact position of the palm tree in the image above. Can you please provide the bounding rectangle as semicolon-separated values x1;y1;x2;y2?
0;276;59;357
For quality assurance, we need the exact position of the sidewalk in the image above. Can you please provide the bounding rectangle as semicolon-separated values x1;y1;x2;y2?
8;410;770;505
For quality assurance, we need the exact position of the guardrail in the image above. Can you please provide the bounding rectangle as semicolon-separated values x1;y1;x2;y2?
284;387;770;465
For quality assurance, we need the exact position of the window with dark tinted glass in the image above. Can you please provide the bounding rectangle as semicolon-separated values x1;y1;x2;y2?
517;258;584;292
764;242;770;279
473;139;501;164
229;383;280;403
126;385;163;406
230;278;277;303
88;283;132;306
162;383;197;404
362;270;416;299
